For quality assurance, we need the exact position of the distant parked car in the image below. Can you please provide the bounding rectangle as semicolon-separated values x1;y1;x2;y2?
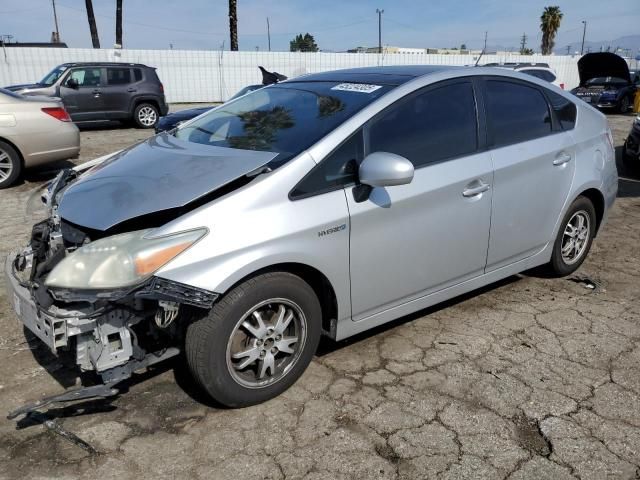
483;62;564;89
571;53;637;113
4;62;169;128
155;85;262;133
623;114;640;170
0;88;79;188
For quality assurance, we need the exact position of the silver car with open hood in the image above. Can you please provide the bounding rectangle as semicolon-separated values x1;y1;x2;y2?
5;66;617;414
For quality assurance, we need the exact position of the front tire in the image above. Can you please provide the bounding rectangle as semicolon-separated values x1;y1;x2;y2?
133;103;159;128
0;140;22;189
185;272;322;407
548;196;596;276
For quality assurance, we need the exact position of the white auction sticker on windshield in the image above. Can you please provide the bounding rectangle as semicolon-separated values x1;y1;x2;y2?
331;83;382;93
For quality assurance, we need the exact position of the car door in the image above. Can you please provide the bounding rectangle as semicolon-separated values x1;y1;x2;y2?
346;79;494;322
102;67;134;119
481;77;576;271
59;67;105;121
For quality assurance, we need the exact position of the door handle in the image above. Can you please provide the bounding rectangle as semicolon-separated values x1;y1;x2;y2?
462;182;490;197
127;88;137;92
553;153;572;166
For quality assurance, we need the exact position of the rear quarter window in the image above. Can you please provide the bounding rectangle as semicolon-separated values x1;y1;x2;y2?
134;69;143;82
545;90;577;130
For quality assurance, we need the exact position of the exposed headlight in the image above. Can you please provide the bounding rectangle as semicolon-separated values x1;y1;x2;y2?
45;228;207;289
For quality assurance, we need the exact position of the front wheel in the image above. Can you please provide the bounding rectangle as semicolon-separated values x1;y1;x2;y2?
548;196;596;276
133;103;159;128
185;272;322;407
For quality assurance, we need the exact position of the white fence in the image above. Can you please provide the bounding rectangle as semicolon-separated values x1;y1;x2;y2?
0;47;584;103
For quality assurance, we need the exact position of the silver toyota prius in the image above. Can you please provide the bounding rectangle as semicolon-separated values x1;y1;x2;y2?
5;66;617;414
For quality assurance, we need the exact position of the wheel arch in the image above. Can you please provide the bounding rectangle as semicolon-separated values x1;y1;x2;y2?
220;262;339;339
577;187;605;235
130;96;160;116
0;136;25;167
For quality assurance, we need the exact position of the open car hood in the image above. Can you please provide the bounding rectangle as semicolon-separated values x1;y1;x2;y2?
57;133;277;231
578;52;631;85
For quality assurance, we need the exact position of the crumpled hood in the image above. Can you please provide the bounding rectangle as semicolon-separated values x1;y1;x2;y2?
578;52;631;85
57;132;277;231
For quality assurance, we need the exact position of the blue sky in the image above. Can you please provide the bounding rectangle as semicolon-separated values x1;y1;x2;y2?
1;0;638;52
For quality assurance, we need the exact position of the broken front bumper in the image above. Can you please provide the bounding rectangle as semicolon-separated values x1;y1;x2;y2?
5;253;68;351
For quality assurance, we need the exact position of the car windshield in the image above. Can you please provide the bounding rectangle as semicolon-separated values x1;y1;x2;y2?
173;81;393;167
585;77;628;86
39;65;68;86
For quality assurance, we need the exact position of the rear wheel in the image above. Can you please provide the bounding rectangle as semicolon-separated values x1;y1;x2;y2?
0;140;22;189
618;96;630;114
185;272;322;407
548;196;596;276
133;103;159;128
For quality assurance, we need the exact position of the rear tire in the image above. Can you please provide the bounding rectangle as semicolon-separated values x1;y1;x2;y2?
618;96;630;114
0;140;22;189
185;272;322;407
547;196;596;277
133;103;159;128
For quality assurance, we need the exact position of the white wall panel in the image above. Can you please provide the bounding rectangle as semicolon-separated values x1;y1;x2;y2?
0;47;588;103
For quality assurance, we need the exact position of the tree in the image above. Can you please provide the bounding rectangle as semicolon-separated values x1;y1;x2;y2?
289;33;319;52
229;0;238;51
85;0;100;48
540;6;563;55
460;43;467;50
115;0;123;46
520;47;534;55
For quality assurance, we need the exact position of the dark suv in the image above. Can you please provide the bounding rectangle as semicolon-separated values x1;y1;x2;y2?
4;62;169;128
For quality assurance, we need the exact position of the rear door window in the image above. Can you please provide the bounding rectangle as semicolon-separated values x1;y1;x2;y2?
133;68;143;82
107;68;132;85
367;80;478;168
484;79;552;147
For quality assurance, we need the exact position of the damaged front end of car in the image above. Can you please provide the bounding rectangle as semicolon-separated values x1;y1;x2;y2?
6;177;217;418
5;139;278;419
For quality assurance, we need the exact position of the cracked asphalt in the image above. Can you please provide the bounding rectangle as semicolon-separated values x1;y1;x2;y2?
0;111;639;479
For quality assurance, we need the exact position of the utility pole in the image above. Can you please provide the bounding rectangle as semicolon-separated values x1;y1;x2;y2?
580;20;587;55
115;0;123;47
483;31;487;51
51;0;61;43
267;17;271;52
520;33;527;53
376;8;384;53
85;0;100;48
566;45;570;55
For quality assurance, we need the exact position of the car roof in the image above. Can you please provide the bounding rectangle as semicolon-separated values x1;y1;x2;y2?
287;65;459;86
59;62;152;68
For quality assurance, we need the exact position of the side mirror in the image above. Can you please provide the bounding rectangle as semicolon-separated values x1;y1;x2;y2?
358;151;414;187
66;78;79;89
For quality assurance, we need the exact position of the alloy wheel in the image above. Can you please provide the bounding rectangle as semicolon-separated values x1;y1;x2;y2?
226;299;307;389
561;210;591;265
0;149;13;182
138;106;157;126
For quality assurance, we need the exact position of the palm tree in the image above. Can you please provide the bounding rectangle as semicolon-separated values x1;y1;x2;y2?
85;0;100;48
540;6;563;55
229;0;238;51
115;0;123;47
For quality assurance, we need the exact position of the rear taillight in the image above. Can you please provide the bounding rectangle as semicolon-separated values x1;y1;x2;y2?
42;107;71;122
159;83;164;93
559;83;565;90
